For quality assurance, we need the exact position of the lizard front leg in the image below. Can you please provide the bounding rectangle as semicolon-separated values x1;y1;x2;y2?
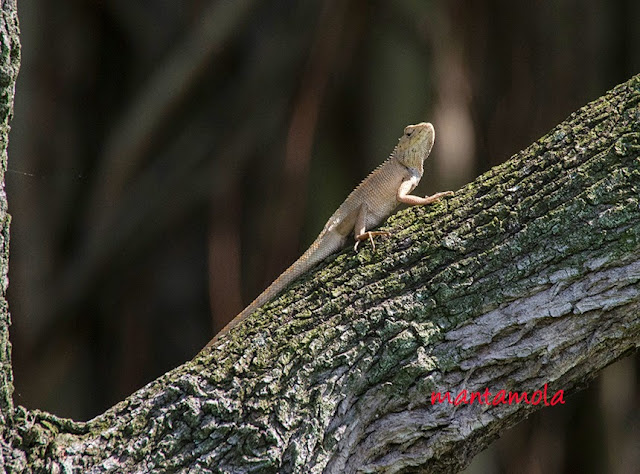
396;179;454;206
353;203;390;251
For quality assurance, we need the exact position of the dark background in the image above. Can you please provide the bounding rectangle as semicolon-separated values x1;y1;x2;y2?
8;1;639;472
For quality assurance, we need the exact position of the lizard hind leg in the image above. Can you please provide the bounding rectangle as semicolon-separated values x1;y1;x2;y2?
354;230;391;251
353;203;391;251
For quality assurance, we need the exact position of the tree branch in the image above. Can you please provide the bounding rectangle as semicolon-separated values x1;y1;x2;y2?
0;0;21;470
9;71;640;471
0;0;19;409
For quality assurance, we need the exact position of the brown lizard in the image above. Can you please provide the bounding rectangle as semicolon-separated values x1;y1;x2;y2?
206;122;452;347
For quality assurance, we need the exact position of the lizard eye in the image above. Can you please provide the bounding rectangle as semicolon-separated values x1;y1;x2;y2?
405;129;413;137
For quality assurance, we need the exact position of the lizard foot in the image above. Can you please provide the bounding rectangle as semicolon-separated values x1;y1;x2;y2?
354;231;391;251
423;190;454;204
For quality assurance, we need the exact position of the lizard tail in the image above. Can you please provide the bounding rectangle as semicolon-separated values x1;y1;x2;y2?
206;234;340;347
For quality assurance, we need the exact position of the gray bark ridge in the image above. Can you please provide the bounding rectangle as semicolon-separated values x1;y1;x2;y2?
12;74;640;472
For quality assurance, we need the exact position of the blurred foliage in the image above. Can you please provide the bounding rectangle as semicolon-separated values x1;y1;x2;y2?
6;0;639;472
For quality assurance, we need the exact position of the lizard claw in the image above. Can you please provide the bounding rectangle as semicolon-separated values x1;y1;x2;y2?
432;191;454;199
354;231;391;251
421;191;454;204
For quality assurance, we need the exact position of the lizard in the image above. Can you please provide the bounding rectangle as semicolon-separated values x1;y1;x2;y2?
206;122;453;347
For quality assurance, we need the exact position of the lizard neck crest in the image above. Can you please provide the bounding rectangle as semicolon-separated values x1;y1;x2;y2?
393;122;435;173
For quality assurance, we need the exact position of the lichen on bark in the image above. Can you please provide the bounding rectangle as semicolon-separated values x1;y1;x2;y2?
0;0;19;431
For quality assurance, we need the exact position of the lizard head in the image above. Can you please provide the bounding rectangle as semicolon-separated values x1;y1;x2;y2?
394;122;435;170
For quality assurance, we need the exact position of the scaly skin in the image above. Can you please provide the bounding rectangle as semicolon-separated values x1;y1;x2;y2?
206;122;453;347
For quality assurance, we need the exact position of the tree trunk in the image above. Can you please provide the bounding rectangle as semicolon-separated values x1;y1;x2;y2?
0;0;20;470
1;3;639;470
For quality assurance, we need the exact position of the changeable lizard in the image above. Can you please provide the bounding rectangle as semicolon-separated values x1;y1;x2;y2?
206;122;452;347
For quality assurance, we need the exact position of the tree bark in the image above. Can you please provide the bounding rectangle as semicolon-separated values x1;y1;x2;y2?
0;0;20;470
1;6;639;470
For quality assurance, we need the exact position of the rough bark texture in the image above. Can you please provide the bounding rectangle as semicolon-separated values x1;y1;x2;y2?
0;4;639;467
0;0;19;470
